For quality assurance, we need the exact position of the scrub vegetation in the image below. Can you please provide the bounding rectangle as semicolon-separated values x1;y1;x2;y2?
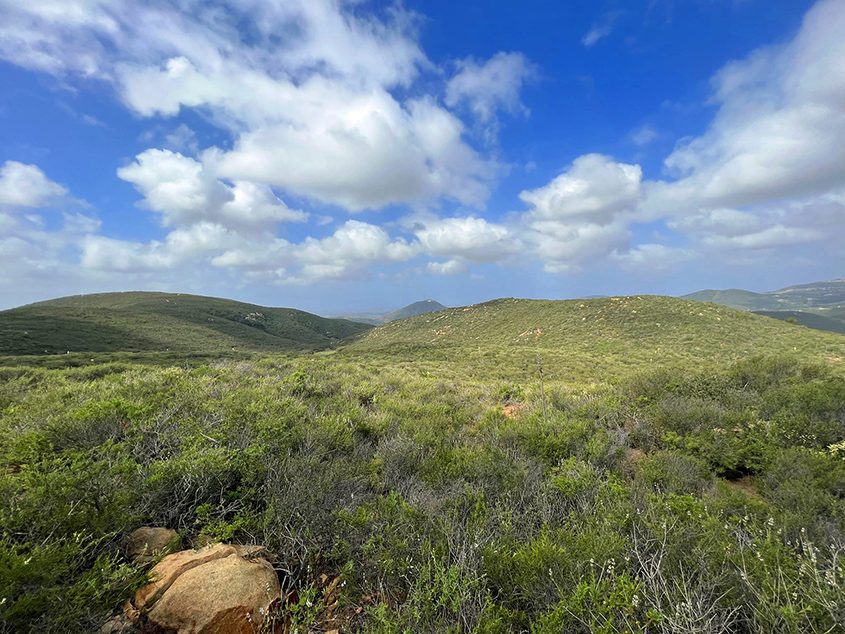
1;295;844;632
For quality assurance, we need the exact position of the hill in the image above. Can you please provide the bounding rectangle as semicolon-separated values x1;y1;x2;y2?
4;294;845;632
755;308;845;335
0;292;371;357
333;299;447;325
683;278;845;310
382;299;447;322
346;296;845;380
682;288;784;310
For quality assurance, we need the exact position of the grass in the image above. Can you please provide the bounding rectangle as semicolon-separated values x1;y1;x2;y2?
345;296;845;383
0;291;372;357
755;309;845;336
1;294;844;632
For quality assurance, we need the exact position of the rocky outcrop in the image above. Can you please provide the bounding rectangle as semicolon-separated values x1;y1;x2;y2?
125;527;182;565
110;543;280;633
144;553;279;633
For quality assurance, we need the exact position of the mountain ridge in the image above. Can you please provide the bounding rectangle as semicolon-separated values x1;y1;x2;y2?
332;299;447;325
0;291;371;357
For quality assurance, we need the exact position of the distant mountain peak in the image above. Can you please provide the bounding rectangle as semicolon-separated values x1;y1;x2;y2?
333;299;448;325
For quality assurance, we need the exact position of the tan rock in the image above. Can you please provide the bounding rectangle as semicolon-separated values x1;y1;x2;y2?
126;527;182;565
134;544;239;611
144;553;280;633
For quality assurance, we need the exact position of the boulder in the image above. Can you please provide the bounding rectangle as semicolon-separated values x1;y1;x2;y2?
126;527;182;565
128;543;280;633
134;543;240;611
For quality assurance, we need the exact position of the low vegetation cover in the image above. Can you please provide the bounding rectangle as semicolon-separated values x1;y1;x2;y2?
0;292;371;357
1;296;844;632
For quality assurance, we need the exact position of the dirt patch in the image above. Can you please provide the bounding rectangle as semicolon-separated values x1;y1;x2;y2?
625;447;646;465
725;475;762;499
502;403;526;419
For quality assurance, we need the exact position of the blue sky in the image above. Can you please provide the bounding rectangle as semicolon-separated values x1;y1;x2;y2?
0;0;842;313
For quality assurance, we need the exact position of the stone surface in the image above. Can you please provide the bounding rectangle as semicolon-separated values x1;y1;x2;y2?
144;553;280;634
126;527;182;565
134;544;240;611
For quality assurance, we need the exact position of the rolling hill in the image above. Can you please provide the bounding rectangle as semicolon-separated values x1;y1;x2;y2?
0;292;372;356
684;279;845;336
333;299;447;325
684;279;845;310
345;296;845;380
755;308;845;335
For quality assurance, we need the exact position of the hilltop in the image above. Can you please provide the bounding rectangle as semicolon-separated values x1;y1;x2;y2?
333;299;447;325
0;291;371;357
684;279;845;336
684;278;845;310
345;296;845;380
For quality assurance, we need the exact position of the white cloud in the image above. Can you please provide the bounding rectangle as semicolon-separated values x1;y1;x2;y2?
582;12;621;47
445;52;534;140
700;224;821;250
516;154;642;272
118;149;307;229
629;124;658;147
81;221;252;272
427;259;467;275
649;0;845;212
0;161;68;208
293;220;417;282
206;92;494;211
520;154;642;222
0;1;502;213
523;0;845;273
610;243;694;271
164;124;199;155
414;216;520;263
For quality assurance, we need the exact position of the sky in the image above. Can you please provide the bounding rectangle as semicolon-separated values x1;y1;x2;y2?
0;0;843;313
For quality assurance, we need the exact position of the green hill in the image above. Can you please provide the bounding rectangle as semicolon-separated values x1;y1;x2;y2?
755;308;845;335
0;292;371;357
684;279;845;311
334;299;447;325
682;288;784;310
683;280;845;336
382;299;447;322
346;296;845;380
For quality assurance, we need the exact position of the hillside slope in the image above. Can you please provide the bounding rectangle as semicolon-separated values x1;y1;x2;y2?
382;299;447;322
334;299;447;325
682;288;784;310
684;279;845;310
755;308;845;335
0;292;371;356
346;296;845;380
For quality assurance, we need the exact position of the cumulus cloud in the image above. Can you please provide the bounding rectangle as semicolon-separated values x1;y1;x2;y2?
118;149;307;229
445;52;535;140
0;161;68;208
414;216;520;263
3;0;843;295
427;259;467;275
0;0;501;212
520;1;845;273
516;155;641;271
293;220;417;282
520;154;642;222
648;0;845;213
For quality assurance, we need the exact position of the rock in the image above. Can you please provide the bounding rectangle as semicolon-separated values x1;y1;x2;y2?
99;602;139;633
134;544;240;611
126;527;182;565
144;552;280;634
